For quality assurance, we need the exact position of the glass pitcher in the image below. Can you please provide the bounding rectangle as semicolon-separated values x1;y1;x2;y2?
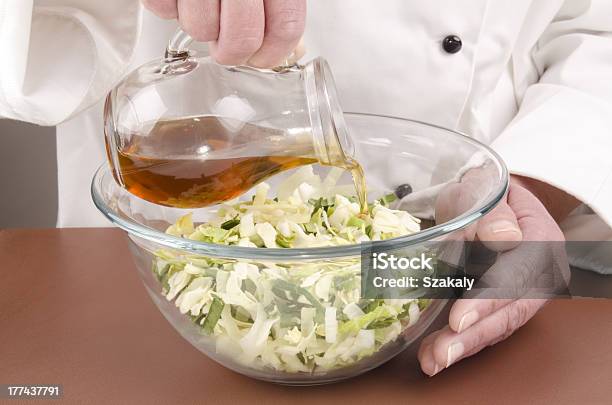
103;29;354;208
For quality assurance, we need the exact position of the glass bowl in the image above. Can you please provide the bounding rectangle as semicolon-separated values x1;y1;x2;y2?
92;113;508;385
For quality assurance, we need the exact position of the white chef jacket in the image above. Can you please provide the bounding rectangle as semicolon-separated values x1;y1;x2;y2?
1;1;612;272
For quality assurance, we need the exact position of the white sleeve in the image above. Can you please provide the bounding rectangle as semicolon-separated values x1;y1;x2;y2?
491;1;612;226
0;0;142;126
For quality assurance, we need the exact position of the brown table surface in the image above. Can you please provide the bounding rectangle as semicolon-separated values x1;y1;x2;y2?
1;228;612;405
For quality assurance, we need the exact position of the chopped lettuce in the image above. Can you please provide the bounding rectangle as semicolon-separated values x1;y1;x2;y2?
202;297;225;334
152;168;428;374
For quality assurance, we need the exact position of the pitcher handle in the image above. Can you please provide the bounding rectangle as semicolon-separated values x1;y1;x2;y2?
165;28;193;61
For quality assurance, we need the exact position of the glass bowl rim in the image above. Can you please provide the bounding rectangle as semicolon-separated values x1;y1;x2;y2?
91;112;509;260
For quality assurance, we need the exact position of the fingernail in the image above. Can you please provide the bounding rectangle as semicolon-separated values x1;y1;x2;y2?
446;342;465;368
458;310;479;333
489;220;521;235
430;363;441;377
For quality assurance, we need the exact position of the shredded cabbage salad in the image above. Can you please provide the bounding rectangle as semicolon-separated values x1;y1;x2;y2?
152;166;429;373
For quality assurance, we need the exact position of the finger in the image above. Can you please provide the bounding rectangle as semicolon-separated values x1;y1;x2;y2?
417;328;446;376
429;299;547;372
248;0;306;68
435;165;500;224
418;340;439;377
448;298;514;333
434;183;477;243
177;0;220;42
288;37;306;63
209;0;265;65
142;0;178;19
476;197;522;251
417;328;444;359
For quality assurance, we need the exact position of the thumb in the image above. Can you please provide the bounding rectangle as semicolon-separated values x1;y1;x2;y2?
476;196;522;251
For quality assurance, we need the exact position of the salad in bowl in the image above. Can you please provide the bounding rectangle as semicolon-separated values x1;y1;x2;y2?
155;166;430;375
92;113;508;384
